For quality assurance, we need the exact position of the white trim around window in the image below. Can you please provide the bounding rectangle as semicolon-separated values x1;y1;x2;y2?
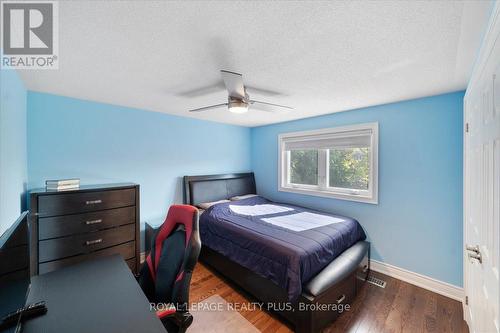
278;122;379;204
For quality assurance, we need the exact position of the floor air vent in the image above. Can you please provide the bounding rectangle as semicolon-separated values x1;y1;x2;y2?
366;275;387;288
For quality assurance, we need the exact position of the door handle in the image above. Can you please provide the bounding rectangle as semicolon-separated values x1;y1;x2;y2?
466;245;480;254
468;252;482;264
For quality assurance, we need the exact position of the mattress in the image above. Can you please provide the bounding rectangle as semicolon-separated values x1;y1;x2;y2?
199;196;366;300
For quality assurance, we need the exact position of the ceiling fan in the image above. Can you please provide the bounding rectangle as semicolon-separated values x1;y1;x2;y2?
189;70;293;114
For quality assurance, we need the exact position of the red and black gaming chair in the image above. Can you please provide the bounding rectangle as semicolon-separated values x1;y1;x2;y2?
139;205;201;333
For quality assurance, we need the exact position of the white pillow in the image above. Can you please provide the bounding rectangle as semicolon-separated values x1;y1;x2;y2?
197;199;230;210
229;194;258;201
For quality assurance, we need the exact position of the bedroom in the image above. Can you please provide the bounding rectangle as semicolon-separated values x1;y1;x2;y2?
0;1;498;333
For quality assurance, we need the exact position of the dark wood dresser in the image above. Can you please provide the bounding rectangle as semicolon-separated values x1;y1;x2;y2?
28;183;140;276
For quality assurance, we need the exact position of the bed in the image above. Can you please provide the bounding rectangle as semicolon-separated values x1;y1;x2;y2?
184;173;370;333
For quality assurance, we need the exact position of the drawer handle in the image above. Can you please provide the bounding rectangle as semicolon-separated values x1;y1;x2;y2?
85;238;103;246
85;219;102;225
85;199;102;205
336;294;346;304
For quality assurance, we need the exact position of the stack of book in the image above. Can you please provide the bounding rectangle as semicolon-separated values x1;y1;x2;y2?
46;179;80;191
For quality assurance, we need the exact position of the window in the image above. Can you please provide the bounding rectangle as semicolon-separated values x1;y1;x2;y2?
289;150;318;185
278;123;378;204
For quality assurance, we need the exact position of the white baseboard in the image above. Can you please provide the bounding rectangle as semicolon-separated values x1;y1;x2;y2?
370;259;464;302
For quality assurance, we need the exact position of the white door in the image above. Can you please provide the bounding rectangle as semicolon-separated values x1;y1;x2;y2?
464;5;500;332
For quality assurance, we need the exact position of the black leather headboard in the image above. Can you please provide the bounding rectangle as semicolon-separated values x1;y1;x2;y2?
183;173;256;206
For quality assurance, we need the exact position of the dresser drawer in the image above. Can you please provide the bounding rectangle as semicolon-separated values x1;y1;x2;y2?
37;188;136;216
39;224;135;262
38;241;136;274
38;206;136;240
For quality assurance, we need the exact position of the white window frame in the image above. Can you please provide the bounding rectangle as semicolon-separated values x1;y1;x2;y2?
278;122;378;204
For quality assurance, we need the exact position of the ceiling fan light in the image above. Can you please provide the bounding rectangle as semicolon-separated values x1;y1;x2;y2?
228;99;249;114
229;105;249;114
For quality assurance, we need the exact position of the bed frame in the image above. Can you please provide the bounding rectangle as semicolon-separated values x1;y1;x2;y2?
183;172;370;333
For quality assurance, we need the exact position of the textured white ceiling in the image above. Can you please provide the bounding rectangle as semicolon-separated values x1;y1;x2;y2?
17;0;492;127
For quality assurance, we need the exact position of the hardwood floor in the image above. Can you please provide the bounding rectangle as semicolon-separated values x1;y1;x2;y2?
189;263;469;333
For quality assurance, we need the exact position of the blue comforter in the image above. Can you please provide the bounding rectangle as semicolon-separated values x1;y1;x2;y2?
199;196;366;300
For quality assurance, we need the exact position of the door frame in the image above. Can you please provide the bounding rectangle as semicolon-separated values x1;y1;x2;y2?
463;96;471;326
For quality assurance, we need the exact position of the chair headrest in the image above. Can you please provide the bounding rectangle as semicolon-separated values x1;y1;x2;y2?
153;205;198;273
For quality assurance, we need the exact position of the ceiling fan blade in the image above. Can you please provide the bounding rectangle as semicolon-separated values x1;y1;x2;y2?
249;100;294;112
189;103;228;112
245;85;284;97
221;70;246;99
177;82;225;98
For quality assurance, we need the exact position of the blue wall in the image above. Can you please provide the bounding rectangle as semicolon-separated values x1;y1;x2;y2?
0;69;27;236
27;92;251;228
251;92;464;287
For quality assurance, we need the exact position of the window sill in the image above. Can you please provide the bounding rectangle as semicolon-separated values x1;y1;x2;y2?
278;185;378;204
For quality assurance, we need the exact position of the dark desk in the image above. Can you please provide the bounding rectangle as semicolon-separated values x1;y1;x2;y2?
21;255;166;333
